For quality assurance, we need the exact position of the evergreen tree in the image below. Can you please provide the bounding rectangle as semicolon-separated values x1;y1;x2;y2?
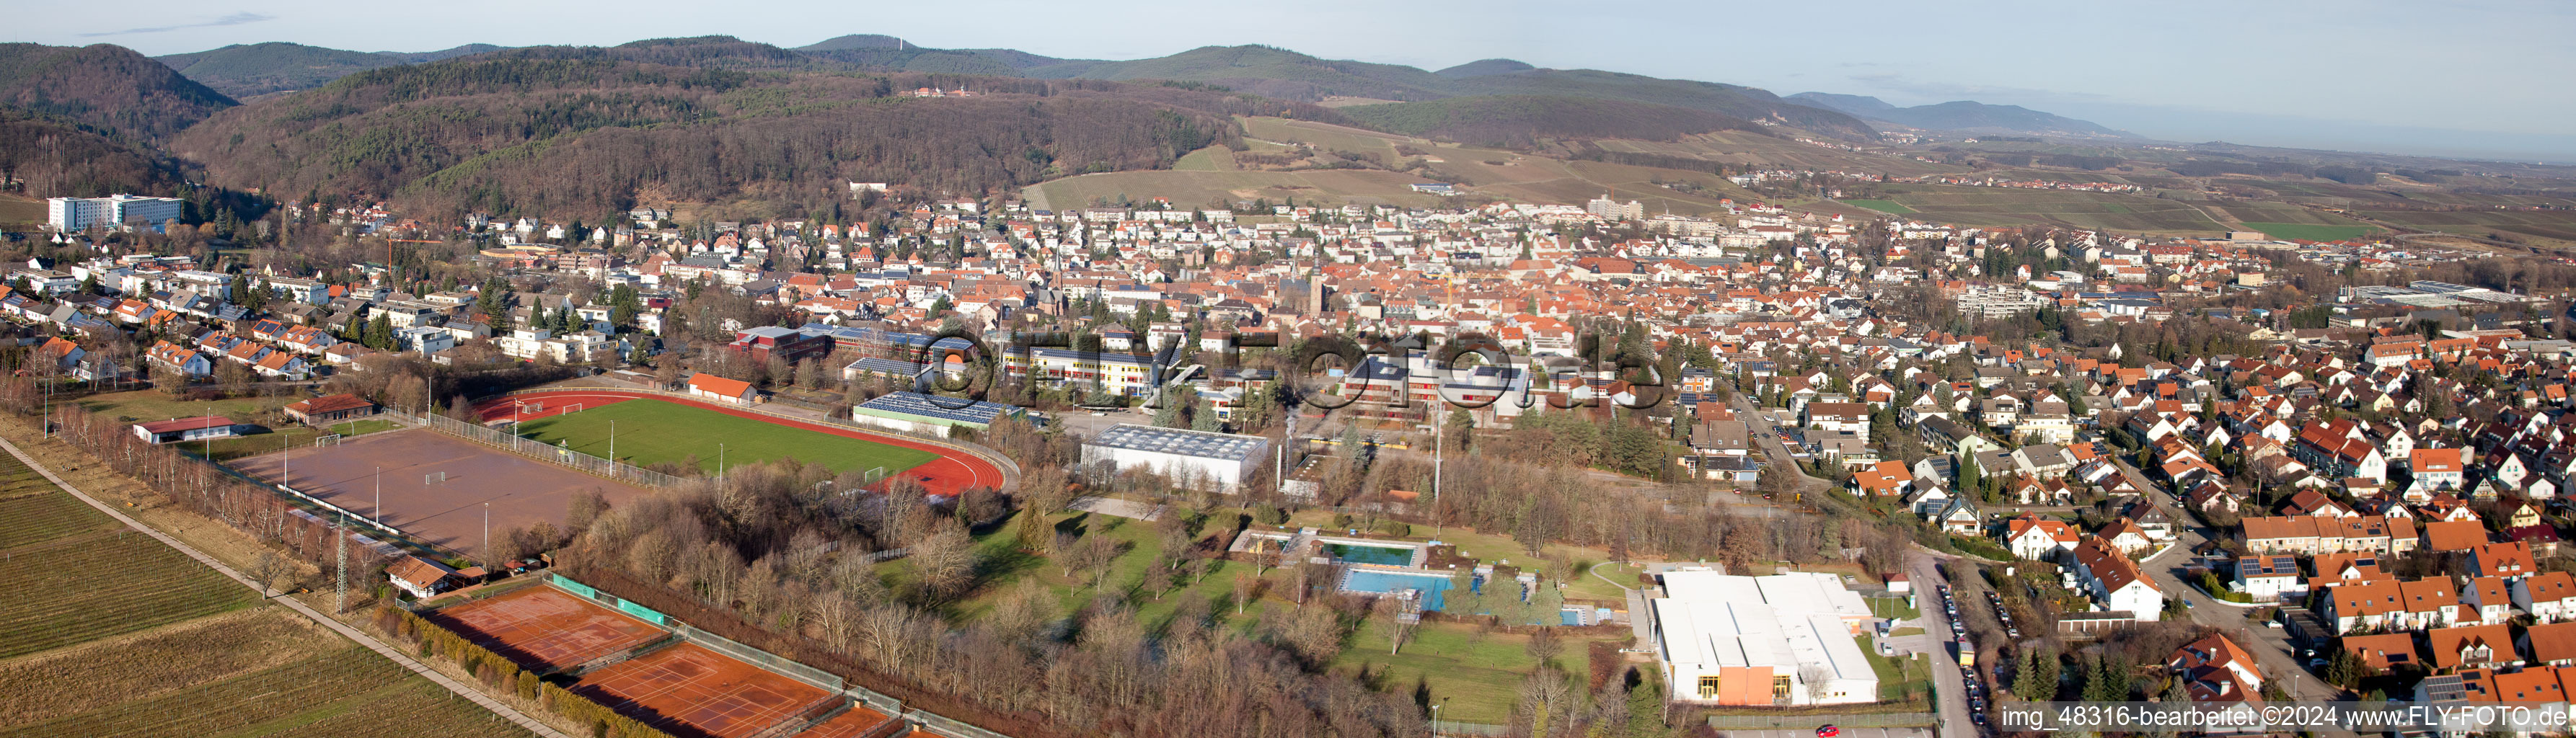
2015;648;2059;701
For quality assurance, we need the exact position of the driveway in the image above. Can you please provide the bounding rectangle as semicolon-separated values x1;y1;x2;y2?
1067;496;1163;521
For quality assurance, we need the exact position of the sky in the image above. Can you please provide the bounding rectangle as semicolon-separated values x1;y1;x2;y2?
16;0;2576;161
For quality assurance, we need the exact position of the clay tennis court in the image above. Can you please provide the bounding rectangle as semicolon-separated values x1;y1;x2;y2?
477;388;1006;497
428;585;666;672
230;427;650;556
787;706;894;738
573;642;837;738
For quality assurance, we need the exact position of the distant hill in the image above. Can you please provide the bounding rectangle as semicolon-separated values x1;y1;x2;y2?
169;39;1350;217
1434;59;1535;79
154;42;406;97
1023;45;1452;102
155;43;509;98
796;35;911;51
1789;92;2131;138
1006;45;1875;138
1341;94;1765;148
0;43;234;141
375;44;506;63
1784;92;1894;115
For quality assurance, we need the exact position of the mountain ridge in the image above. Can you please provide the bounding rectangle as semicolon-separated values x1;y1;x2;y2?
1788;92;2132;138
140;38;1879;140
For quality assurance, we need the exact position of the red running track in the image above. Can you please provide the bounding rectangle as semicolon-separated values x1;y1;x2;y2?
470;389;1005;496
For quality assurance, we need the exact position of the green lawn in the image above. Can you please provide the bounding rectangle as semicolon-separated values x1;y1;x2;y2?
1866;595;1920;621
511;399;937;475
1338;620;1617;724
78;390;356;462
1843;199;1917;214
914;507;1621;724
322;419;399;437
2241;222;2381;241
1563;562;1644;603
1857;636;1933;705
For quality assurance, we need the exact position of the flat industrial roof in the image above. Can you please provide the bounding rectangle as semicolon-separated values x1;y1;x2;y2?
856;391;1020;424
1086;424;1267;461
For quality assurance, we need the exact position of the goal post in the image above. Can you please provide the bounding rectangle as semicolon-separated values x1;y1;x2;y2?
314;433;341;447
423;471;446;485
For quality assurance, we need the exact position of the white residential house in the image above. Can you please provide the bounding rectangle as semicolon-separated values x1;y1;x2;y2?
2233;556;2303;602
2006;516;2080;561
2070;537;2163;621
2515;572;2576;623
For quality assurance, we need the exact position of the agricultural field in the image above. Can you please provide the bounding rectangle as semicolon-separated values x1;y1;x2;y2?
1023;168;1447;213
0;644;531;738
2352;209;2576;243
1842;199;1916;214
2239;222;2381;241
1597;132;1969;178
1869;184;2231;233
1173;146;1236;172
0;516;258;658
1241;116;1414;164
0;192;42;228
2199;201;2362;226
0;444;531;737
511;398;938;476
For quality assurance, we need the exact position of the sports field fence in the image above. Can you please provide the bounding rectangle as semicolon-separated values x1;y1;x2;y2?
538;574;1023;738
744;694;847;738
558;631;682;678
671;621;846;693
393;409;687;488
488;387;1023;490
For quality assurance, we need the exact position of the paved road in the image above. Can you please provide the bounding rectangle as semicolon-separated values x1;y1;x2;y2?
0;436;572;738
2104;455;2350;710
1907;551;1980;738
1721;729;1931;738
1067;496;1163;521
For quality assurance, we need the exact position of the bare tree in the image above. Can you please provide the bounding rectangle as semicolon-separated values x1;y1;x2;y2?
247;549;288;597
1800;663;1833;703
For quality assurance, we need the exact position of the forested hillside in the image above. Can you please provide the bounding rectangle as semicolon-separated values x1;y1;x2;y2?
172;42;1350;217
0;110;187;197
153;42;410;98
0;43;236;141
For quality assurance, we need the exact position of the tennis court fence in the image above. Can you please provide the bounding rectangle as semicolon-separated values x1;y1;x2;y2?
542;573;1023;738
558;631;682;679
394;409;687;489
672;621;847;693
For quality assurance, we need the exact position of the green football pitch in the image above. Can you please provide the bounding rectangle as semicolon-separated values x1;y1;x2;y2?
512;399;939;476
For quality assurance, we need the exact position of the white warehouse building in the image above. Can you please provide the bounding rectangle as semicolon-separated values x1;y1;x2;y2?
1650;570;1879;706
1080;424;1269;492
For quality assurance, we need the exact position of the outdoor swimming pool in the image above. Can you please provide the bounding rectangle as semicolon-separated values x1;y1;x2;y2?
1341;569;1463;610
1326;542;1418;566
